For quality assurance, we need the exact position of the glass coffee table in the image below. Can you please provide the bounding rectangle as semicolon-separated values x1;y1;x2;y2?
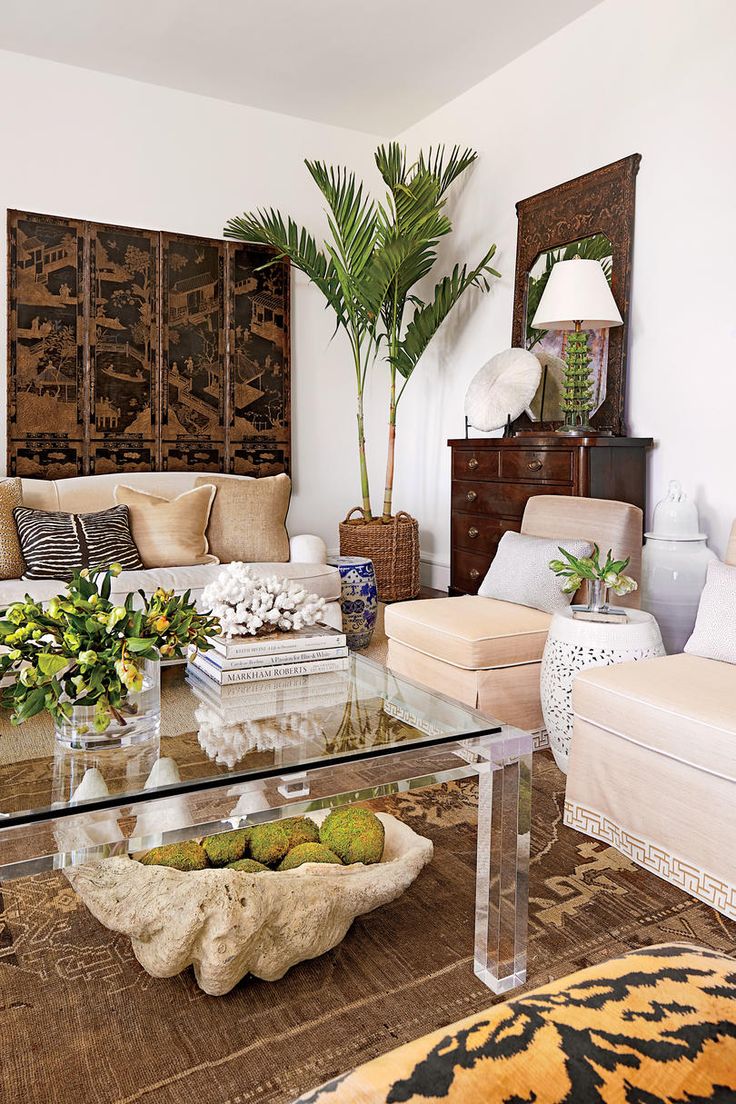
0;655;532;994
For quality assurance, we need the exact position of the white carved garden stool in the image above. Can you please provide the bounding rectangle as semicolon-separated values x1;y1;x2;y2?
541;608;665;773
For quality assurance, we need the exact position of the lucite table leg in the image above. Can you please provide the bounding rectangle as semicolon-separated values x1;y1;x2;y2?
473;729;532;994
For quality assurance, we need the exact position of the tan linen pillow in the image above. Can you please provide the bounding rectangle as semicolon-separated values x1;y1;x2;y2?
114;484;218;568
195;473;291;563
0;478;25;579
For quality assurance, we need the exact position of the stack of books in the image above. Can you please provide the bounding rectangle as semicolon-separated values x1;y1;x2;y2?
188;625;349;687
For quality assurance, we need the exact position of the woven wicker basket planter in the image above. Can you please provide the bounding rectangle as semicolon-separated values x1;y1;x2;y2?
339;508;421;603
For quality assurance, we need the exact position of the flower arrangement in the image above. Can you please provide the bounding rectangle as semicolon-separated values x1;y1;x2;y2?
200;564;326;639
0;564;219;731
549;544;638;597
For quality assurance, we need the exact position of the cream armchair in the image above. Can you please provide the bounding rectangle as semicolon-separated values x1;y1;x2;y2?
565;518;736;921
385;495;643;738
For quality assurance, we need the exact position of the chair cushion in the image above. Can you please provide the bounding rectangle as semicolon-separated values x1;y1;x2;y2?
195;473;291;563
293;943;736;1104
573;651;736;782
384;595;551;670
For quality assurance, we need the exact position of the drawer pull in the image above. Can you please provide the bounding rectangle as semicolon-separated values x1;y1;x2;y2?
527;458;543;472
468;526;479;539
467;457;479;470
469;568;480;580
465;490;477;503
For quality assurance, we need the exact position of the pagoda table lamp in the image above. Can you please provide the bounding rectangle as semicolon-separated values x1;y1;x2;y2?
531;257;622;434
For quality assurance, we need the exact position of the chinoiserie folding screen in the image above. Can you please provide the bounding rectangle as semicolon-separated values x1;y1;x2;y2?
7;210;291;478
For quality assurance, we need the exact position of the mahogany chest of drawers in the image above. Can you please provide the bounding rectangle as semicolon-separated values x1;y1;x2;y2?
447;435;652;595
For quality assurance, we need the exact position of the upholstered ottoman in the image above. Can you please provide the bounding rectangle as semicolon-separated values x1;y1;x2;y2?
385;595;551;733
565;651;736;919
293;943;736;1103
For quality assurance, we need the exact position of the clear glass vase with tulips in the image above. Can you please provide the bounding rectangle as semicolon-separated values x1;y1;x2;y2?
549;544;638;612
0;564;220;749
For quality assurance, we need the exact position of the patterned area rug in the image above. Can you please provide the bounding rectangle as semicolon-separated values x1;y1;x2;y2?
1;751;734;1104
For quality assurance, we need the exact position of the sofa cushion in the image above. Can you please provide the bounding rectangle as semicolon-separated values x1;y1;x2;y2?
0;478;25;580
14;504;143;580
114;484;218;568
573;651;736;782
384;595;551;670
195;473;290;563
111;561;342;605
293;943;736;1104
0;562;342;612
0;578;70;609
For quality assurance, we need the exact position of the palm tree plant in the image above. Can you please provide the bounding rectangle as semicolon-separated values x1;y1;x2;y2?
224;145;499;529
369;144;499;519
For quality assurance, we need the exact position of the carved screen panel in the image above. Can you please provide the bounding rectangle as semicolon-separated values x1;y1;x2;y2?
160;233;226;472
89;222;158;473
7;212;291;479
227;243;291;475
7;212;85;478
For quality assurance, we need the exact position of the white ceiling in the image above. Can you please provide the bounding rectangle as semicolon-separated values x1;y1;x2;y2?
0;0;602;134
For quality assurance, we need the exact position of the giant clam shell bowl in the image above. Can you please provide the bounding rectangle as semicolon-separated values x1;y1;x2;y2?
65;812;433;995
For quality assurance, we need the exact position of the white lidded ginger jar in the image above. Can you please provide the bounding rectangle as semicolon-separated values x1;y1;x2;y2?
641;480;716;655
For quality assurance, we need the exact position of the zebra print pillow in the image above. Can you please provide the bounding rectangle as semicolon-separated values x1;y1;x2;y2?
13;505;143;581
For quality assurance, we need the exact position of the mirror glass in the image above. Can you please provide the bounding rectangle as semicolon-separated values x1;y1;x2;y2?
523;233;613;422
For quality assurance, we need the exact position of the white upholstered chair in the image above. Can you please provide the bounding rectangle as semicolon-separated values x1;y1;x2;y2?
385;495;643;736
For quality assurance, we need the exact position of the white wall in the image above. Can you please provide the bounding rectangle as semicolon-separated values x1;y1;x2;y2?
385;0;736;584
0;48;382;546
3;2;736;579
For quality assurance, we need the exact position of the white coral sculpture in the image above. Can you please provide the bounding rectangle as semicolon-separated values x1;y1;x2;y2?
200;564;326;639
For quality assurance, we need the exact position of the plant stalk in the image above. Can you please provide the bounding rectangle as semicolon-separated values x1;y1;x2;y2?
382;364;396;521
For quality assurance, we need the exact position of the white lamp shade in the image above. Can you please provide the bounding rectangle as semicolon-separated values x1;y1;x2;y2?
531;258;623;331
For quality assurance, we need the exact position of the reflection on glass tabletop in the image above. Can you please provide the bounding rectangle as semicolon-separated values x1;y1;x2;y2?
0;655;502;828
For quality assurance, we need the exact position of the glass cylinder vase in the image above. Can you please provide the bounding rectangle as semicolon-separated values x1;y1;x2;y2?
586;577;610;613
54;658;161;751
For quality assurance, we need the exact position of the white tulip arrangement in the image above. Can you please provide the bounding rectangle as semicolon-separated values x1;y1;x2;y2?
200;563;326;639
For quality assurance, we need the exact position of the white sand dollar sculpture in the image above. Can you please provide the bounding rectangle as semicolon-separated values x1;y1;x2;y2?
464;348;542;432
65;812;433;996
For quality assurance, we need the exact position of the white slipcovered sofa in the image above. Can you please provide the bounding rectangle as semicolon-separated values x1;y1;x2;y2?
2;471;342;628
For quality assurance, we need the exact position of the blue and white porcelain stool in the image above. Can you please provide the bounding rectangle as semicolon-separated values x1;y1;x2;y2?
326;556;378;650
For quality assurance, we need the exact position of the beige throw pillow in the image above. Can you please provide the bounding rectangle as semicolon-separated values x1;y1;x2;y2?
0;478;25;579
195;473;291;564
114;484;218;568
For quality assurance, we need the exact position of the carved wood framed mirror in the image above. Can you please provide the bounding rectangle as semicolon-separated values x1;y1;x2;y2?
511;154;641;436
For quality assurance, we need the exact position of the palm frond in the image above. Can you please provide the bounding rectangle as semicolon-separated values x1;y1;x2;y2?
305;161;377;280
390;244;499;381
374;143;409;190
415;145;478;196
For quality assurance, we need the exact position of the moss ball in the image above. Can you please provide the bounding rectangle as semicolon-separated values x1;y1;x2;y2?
319;807;385;865
281;816;320;850
202;828;251;867
278;843;343;871
249;822;290;866
227;858;271;873
139;841;209;871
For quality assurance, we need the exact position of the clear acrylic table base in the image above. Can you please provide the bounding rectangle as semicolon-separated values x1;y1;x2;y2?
0;726;532;997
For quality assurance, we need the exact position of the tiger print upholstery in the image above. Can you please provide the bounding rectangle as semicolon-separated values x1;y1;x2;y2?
293;944;736;1103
